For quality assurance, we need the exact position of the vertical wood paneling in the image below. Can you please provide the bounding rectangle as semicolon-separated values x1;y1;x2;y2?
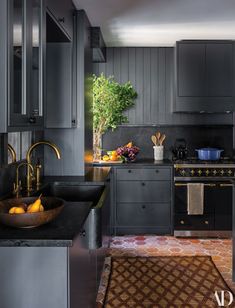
106;48;114;76
135;48;144;124
113;48;121;83
150;48;159;124
143;48;151;124
128;48;136;124
94;47;233;126
120;48;129;120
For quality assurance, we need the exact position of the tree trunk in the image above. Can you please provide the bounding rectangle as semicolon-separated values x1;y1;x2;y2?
93;131;102;161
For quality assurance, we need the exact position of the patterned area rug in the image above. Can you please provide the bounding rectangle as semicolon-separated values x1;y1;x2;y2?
96;256;234;308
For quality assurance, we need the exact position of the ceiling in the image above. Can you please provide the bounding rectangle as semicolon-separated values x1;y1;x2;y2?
73;0;235;47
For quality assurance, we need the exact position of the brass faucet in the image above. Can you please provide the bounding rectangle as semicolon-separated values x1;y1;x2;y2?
26;141;61;191
8;144;17;163
14;162;34;198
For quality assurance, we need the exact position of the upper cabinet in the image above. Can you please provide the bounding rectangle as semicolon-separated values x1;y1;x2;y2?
0;0;45;132
45;0;76;129
174;40;235;113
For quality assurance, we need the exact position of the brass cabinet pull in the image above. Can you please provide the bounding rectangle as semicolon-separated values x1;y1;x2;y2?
219;183;233;187
180;220;185;225
204;220;209;225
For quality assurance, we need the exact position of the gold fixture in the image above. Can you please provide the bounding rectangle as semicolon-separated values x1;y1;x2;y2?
205;170;210;176
175;183;216;187
204;221;209;225
8;144;17;163
219;183;233;187
190;170;195;176
197;169;202;176
14;162;34;198
26;141;61;191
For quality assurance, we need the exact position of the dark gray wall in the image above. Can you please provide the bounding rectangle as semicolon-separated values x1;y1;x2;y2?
44;10;93;176
102;126;233;160
93;47;233;126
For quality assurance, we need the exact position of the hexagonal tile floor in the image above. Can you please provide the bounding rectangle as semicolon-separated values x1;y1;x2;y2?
108;236;235;292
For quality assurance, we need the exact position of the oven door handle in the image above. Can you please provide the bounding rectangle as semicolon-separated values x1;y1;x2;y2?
174;183;216;187
219;183;234;187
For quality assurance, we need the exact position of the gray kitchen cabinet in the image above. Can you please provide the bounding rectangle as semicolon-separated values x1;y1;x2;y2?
0;0;45;132
175;40;235;112
45;5;77;128
113;166;173;235
46;0;74;39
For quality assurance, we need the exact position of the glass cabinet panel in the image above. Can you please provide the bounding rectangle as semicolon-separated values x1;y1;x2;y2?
11;0;26;116
31;0;43;117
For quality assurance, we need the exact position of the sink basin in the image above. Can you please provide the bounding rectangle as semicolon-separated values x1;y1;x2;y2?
36;182;107;249
37;182;105;206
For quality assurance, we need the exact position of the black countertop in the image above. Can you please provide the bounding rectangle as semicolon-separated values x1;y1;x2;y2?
0;202;92;247
93;158;173;167
43;166;111;184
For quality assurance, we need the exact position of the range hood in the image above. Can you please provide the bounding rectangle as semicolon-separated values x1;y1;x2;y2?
90;27;106;63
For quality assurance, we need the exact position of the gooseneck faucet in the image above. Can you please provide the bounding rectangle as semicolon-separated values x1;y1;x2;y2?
14;162;34;198
8;144;17;163
26;141;61;191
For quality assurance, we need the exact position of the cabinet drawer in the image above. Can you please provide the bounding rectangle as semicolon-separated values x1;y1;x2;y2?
116;168;171;181
174;214;213;230
117;181;171;203
117;203;171;227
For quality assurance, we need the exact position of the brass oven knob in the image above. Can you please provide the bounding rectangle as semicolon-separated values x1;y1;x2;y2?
205;170;210;176
213;170;217;175
190;170;195;176
220;170;225;175
204;220;209;225
228;170;233;176
180;220;185;225
198;169;202;176
180;169;186;176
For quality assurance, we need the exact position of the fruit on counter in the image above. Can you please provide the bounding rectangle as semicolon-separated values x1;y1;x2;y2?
102;150;121;161
102;155;110;161
27;195;44;213
9;206;26;214
125;142;133;148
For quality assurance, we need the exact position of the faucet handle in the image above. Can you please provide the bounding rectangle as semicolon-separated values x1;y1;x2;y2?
13;180;22;198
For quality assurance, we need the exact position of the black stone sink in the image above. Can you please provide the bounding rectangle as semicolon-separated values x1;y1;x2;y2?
37;182;105;206
36;182;107;249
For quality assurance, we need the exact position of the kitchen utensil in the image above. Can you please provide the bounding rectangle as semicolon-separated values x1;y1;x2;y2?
0;197;64;228
156;131;161;145
172;138;188;160
159;134;166;146
196;148;224;161
151;135;157;146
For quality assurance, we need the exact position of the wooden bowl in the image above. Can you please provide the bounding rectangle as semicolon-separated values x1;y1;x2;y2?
0;197;64;228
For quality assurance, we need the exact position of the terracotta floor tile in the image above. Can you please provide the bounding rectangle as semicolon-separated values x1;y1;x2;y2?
109;235;235;292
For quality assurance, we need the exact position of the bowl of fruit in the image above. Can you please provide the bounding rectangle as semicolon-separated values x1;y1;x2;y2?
116;142;140;162
0;195;64;228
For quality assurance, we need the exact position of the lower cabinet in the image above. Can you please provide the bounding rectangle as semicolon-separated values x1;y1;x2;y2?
113;166;173;235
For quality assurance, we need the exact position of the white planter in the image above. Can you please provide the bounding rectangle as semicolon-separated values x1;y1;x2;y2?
153;145;164;161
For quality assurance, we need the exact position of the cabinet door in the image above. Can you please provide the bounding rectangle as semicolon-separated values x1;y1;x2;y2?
46;43;73;128
9;0;29;127
28;0;44;126
9;0;44;129
207;43;233;97
177;43;206;97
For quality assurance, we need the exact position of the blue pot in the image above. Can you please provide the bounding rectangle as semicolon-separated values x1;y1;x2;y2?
196;148;224;160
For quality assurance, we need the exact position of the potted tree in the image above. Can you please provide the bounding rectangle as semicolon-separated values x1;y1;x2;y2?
93;74;137;161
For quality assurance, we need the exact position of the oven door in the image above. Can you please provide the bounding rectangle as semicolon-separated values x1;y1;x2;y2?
174;181;233;235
